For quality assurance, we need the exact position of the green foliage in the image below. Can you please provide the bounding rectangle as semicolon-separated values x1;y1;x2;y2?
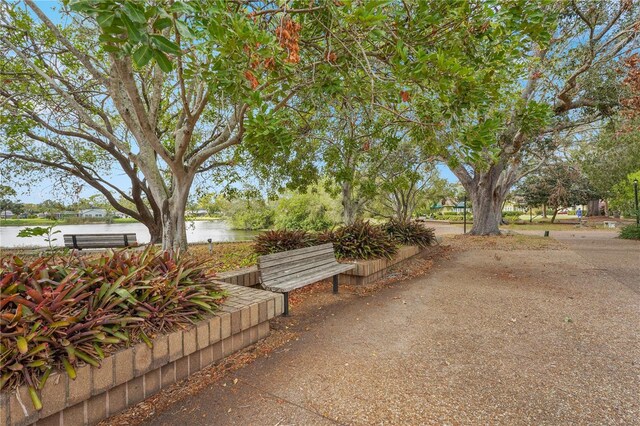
619;225;640;240
1;199;23;216
227;198;274;231
579;120;640;200
608;172;640;217
440;215;467;222
253;230;317;255
273;190;338;232
68;0;187;72
369;142;439;223
0;246;225;404
517;162;597;214
502;211;524;218
383;220;435;248
16;225;61;249
325;220;398;260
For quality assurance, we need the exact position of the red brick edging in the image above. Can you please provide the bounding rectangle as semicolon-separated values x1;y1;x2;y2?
1;283;284;426
339;246;423;285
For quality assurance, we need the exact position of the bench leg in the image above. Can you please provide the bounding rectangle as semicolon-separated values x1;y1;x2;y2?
283;292;289;316
333;275;338;294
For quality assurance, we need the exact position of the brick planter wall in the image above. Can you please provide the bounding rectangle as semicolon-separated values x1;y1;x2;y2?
216;266;260;287
1;284;283;426
339;245;423;285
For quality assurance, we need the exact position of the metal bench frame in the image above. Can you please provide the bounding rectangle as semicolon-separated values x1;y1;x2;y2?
257;243;355;315
63;233;137;250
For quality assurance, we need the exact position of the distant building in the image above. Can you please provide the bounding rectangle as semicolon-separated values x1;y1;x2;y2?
113;212;128;219
503;196;527;212
79;208;107;218
1;210;15;219
432;198;467;214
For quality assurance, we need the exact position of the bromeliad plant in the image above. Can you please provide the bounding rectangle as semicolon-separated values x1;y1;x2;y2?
383;220;436;248
324;220;398;261
0;246;225;409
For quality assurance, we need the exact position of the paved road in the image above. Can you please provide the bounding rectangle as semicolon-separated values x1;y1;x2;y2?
145;234;639;425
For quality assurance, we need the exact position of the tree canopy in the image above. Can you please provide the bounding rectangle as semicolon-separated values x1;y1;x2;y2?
2;0;639;247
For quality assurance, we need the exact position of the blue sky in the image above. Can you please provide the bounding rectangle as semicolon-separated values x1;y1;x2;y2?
11;1;459;204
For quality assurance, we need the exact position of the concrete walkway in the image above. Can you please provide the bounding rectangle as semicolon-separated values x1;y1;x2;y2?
145;234;639;425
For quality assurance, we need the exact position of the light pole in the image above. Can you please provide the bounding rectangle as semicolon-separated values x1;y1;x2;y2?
634;178;639;227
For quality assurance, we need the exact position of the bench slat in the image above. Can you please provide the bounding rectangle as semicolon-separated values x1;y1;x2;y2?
259;243;334;263
260;250;337;273
64;232;136;237
259;245;335;267
260;257;340;282
264;263;355;287
63;233;137;249
263;264;355;293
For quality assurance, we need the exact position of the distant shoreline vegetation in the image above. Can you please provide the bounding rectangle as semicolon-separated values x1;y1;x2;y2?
0;216;223;227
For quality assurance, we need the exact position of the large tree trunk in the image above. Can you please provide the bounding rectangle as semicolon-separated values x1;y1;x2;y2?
162;174;194;251
146;169;194;251
551;208;559;223
341;182;360;225
161;199;187;251
391;189;413;223
452;160;515;236
468;184;503;235
587;199;602;216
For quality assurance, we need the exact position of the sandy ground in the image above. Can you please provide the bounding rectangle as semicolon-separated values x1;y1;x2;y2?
134;230;639;426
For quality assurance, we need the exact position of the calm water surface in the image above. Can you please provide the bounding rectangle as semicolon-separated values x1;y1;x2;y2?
0;220;258;248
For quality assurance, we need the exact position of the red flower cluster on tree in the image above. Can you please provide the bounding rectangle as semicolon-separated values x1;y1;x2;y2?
622;54;640;117
244;70;259;89
276;17;302;63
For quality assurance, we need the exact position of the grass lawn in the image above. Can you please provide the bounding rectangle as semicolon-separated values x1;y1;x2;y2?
0;218;59;226
189;242;257;272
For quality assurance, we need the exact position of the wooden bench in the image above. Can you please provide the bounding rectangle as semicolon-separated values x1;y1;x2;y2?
63;233;137;250
258;243;356;315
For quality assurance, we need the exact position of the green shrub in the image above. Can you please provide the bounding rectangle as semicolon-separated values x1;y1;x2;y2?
383;220;435;247
325;220;398;260
273;191;337;231
17;225;61;250
253;230;317;255
228;199;274;230
619;225;640;240
502;211;523;218
0;247;225;406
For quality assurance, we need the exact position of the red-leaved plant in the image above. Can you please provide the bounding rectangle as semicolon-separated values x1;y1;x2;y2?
0;246;225;409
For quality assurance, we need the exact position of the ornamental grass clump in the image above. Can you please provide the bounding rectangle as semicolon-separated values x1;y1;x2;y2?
0;246;225;409
327;220;398;260
383;219;436;248
253;229;318;255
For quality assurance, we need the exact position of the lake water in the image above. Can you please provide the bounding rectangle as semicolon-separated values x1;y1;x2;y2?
0;220;259;248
